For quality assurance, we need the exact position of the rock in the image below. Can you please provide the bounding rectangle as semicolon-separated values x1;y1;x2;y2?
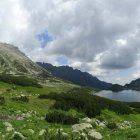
2;135;5;139
12;131;27;140
88;130;103;140
62;132;68;137
17;116;24;120
3;122;14;132
99;122;106;128
56;128;64;134
72;123;93;132
39;129;46;136
95;119;100;125
28;129;34;134
6;126;14;132
25;112;32;118
81;132;86;137
3;122;12;127
82;117;92;123
80;132;88;140
117;121;132;129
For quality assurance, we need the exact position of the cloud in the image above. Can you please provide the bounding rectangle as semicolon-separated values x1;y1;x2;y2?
1;0;140;84
100;37;140;69
0;0;29;42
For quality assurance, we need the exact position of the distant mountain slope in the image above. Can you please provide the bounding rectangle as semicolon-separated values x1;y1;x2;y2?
125;79;140;90
37;62;112;89
110;84;124;92
0;43;50;78
109;78;140;91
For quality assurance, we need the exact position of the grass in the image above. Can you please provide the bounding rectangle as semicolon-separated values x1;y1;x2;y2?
0;81;139;139
0;81;77;114
39;89;132;116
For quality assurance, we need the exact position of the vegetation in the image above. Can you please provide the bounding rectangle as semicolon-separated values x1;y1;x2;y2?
125;102;140;113
0;74;42;87
107;121;117;129
0;96;5;105
126;102;140;108
0;81;139;139
11;95;29;102
0;44;139;139
45;111;79;125
39;88;132;117
110;84;124;92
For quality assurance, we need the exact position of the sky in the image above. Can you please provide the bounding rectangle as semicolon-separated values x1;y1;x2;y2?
0;0;140;85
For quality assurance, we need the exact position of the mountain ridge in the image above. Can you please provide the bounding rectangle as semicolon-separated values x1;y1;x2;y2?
37;62;112;90
1;42;140;91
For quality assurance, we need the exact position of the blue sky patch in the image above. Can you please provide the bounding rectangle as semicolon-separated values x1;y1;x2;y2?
37;31;53;48
56;55;69;65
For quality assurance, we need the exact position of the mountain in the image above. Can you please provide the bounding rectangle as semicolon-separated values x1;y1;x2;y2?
109;78;140;91
37;62;112;90
125;78;140;90
110;84;124;92
0;43;50;78
0;44;139;140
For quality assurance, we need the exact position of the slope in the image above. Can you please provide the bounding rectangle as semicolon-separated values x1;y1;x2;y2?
37;62;112;90
0;43;50;78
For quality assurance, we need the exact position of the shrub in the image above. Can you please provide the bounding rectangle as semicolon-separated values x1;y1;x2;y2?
96;116;105;122
6;88;12;92
126;129;137;139
45;111;79;125
0;97;5;105
91;122;97;128
11;96;29;102
133;108;140;113
126;102;140;113
39;88;132;117
107;122;117;129
43;128;70;140
0;74;42;87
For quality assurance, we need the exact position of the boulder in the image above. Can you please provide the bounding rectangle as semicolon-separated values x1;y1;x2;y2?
72;123;92;132
82;117;92;123
12;131;27;140
88;130;103;140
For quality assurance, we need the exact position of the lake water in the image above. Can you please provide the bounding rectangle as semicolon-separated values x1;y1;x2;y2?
95;90;140;102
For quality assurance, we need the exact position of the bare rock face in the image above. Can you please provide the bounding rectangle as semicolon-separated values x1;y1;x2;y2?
0;43;50;77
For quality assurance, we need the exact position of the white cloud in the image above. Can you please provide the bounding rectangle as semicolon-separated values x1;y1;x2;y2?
116;39;127;46
1;0;140;84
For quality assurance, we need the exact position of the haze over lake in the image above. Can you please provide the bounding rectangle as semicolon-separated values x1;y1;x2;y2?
95;90;140;102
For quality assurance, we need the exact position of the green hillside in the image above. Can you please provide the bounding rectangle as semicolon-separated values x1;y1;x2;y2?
0;80;139;140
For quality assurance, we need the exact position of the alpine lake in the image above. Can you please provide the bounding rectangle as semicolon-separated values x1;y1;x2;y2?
95;90;140;102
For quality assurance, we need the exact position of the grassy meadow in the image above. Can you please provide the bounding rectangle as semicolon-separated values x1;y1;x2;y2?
0;81;139;140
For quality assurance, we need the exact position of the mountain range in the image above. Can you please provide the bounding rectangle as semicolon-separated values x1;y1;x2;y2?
37;62;140;91
37;62;113;90
0;43;140;91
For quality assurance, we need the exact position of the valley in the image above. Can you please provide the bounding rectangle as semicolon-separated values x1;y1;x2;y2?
0;43;140;140
1;0;140;139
